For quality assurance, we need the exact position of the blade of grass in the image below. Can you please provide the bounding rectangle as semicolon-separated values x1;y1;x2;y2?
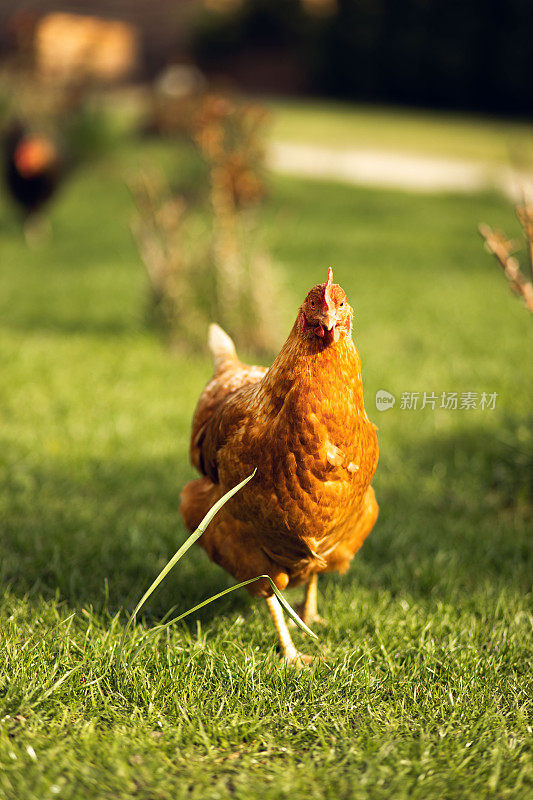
117;468;318;667
130;470;258;625
131;574;318;662
270;580;317;636
117;467;257;666
116;470;257;666
28;661;87;711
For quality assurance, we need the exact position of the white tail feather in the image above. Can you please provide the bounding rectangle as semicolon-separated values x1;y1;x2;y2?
208;323;237;370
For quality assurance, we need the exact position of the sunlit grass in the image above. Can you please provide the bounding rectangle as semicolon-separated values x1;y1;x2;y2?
268;98;533;165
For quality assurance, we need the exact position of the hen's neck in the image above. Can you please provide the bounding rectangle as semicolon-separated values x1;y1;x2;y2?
259;318;365;409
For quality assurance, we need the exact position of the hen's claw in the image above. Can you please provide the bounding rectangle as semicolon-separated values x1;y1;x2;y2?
281;651;314;669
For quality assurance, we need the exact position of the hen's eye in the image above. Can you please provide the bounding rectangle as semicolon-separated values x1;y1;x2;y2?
310;301;315;308
340;302;344;307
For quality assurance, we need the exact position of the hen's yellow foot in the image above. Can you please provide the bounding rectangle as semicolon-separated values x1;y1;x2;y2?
296;574;325;627
280;651;314;669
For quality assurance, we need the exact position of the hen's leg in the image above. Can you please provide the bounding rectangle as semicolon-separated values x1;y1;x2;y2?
297;574;325;626
266;595;313;668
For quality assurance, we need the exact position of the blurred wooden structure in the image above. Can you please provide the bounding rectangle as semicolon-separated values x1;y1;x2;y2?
34;13;139;84
0;0;198;78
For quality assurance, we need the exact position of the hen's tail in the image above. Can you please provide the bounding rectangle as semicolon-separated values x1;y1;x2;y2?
208;323;237;372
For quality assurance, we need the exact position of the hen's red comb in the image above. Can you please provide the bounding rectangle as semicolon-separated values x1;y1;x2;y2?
324;266;334;310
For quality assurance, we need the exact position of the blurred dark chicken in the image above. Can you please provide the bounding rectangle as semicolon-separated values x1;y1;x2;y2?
4;123;63;222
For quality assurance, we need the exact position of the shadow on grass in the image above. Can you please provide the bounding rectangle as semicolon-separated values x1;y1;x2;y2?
1;425;531;626
339;422;532;603
0;451;252;626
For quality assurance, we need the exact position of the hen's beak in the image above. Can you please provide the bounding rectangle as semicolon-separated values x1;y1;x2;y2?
319;311;337;331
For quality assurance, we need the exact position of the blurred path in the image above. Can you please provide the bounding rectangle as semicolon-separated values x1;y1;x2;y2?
269;142;532;198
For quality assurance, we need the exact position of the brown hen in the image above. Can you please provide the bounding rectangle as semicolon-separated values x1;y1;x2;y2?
180;268;379;665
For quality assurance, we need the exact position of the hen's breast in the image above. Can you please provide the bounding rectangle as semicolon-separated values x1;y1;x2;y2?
225;364;378;550
269;388;376;536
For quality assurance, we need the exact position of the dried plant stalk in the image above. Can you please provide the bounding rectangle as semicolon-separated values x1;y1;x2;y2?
479;205;533;313
516;204;533;281
130;95;288;354
193;94;287;353
129;171;205;349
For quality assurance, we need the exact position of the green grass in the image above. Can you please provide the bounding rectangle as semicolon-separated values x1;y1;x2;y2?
268;98;533;165
0;138;532;799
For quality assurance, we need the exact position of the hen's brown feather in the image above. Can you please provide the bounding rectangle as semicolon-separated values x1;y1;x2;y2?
181;293;379;598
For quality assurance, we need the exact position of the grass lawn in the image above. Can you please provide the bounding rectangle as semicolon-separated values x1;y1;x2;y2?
268;98;533;165
0;137;532;799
